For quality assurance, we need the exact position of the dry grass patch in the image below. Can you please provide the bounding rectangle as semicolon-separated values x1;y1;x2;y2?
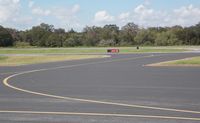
0;55;108;66
146;56;200;67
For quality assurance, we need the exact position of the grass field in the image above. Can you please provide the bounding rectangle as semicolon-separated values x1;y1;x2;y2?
0;55;108;66
163;57;200;66
0;46;193;54
0;46;199;66
147;56;200;67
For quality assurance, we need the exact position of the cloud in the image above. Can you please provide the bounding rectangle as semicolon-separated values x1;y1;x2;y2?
28;1;34;8
29;1;82;30
0;0;81;30
30;3;80;19
116;4;200;27
28;2;81;30
94;10;115;23
50;5;82;30
31;7;51;16
134;4;154;18
131;4;200;27
0;0;20;23
0;0;35;30
118;12;130;20
72;4;80;13
173;4;200;26
131;4;165;27
1;0;200;31
52;4;80;20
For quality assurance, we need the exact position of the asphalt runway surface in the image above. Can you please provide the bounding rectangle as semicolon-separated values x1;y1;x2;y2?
0;53;200;123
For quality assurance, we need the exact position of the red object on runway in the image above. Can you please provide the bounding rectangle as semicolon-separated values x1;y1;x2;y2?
107;49;120;53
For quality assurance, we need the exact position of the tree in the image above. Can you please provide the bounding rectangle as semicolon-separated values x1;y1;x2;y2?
40;23;54;32
135;29;156;45
120;22;139;45
1;22;200;47
189;23;200;45
0;26;14;47
169;26;184;45
45;33;62;47
54;28;66;47
83;26;101;46
155;30;180;46
6;28;21;42
64;33;82;47
101;24;119;45
98;39;116;46
27;23;53;46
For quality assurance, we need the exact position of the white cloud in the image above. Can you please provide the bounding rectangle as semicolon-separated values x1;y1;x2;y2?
12;16;33;29
0;0;35;30
1;0;200;31
29;1;51;16
50;6;82;30
119;12;130;20
51;7;82;30
134;4;154;17
72;4;80;13
94;10;115;23
132;4;165;27
13;16;33;24
13;0;20;4
174;4;200;17
0;0;20;23
28;1;34;8
32;7;51;16
116;4;200;28
30;3;80;19
52;5;79;20
172;4;200;26
117;12;130;25
28;2;81;30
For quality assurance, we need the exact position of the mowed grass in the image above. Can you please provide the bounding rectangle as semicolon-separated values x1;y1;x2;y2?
0;55;107;66
165;57;200;66
0;46;190;54
147;56;200;67
120;48;186;53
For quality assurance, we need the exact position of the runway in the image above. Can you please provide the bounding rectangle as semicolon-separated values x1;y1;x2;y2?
0;53;200;123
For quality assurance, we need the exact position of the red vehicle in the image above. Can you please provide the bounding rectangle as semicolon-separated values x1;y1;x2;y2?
107;49;120;53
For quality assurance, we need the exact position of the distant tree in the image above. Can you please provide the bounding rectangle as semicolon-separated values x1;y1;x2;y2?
27;23;53;46
0;26;14;47
155;30;180;46
6;28;21;42
68;28;76;33
54;28;65;34
1;22;200;47
64;33;82;47
189;23;200;45
54;28;66;47
120;22;139;45
45;33;62;47
170;26;184;45
82;26;101;46
135;29;156;45
101;24;119;45
98;39;116;46
40;23;54;32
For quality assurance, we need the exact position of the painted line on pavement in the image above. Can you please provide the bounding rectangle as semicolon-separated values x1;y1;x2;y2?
3;54;200;121
0;110;200;121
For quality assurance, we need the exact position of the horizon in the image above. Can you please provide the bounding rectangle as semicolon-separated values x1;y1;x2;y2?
0;0;200;31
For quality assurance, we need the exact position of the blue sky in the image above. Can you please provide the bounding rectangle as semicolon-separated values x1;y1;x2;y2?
0;0;200;31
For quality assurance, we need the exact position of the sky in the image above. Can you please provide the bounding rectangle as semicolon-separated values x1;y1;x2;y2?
0;0;200;31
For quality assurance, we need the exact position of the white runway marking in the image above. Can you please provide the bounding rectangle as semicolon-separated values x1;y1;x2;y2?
0;110;200;121
2;54;200;121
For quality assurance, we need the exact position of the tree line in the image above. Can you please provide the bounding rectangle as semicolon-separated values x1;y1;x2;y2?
1;22;200;47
